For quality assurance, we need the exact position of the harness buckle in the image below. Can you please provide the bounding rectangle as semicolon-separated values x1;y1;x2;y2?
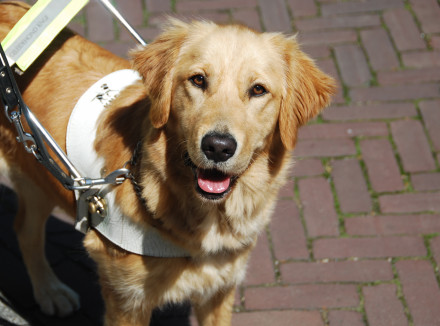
88;195;107;217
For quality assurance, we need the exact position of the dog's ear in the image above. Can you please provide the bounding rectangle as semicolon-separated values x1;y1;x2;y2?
276;35;336;150
131;20;189;128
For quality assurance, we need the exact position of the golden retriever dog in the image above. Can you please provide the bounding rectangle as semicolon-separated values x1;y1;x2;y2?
0;1;335;325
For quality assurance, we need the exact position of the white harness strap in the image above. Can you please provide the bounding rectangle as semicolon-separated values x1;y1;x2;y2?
66;69;189;257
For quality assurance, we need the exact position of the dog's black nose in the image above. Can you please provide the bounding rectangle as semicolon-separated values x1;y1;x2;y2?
201;133;237;163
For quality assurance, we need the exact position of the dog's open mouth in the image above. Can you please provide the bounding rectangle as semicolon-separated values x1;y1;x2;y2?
196;168;232;199
184;153;236;200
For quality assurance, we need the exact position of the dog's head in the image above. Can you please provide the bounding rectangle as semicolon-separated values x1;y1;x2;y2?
132;20;335;201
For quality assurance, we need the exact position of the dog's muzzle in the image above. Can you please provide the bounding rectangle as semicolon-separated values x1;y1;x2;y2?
185;132;238;201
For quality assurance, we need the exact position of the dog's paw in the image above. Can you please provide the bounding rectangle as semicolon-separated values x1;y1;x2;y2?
34;280;80;317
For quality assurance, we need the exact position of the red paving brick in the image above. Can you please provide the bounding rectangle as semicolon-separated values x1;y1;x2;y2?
402;50;440;68
298;177;339;237
270;199;309;260
332;158;372;213
379;192;440;213
244;232;275;286
346;214;440;236
334;44;372;87
360;139;404;193
6;1;440;325
281;260;393;284
322;103;418;121
314;236;426;259
244;284;359;310
298;122;388;139
377;67;440;85
350;84;440;102
363;284;408;326
295;139;357;158
412;173;440;191
390;120;436;172
291;159;324;177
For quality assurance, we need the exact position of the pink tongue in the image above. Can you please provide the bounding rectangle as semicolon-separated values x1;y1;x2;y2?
197;169;231;194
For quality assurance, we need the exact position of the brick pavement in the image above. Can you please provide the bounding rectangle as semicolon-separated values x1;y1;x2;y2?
1;0;440;325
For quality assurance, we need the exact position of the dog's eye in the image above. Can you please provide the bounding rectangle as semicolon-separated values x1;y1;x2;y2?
189;75;206;89
250;84;267;97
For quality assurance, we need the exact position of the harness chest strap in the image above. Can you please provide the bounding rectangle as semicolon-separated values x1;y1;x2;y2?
66;69;189;258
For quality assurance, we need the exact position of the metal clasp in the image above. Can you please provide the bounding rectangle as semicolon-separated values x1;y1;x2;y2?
72;168;130;190
87;195;107;217
9;110;39;156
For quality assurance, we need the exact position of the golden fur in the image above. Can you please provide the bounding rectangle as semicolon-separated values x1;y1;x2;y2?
0;2;335;325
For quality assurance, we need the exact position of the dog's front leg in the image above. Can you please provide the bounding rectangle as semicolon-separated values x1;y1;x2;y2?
193;287;235;326
12;176;80;317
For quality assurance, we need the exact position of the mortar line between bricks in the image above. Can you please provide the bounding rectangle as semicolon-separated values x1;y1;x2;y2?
386;122;412;195
293;178;314;260
236;286;245;312
321;309;330;326
391;258;415;326
385;117;411;193
284;0;295;32
423;235;440;293
140;0;148;27
279;279;397;287
323;157;347;235
356;285;370;326
264;225;282;284
315;0;322;17
330;45;351;105
414;101;440;172
112;17;120;41
323;153;385;222
356;27;378;87
355;137;381;215
283;0;295;32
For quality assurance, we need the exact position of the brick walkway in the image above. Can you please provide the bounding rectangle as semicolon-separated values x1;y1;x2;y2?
1;0;440;325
